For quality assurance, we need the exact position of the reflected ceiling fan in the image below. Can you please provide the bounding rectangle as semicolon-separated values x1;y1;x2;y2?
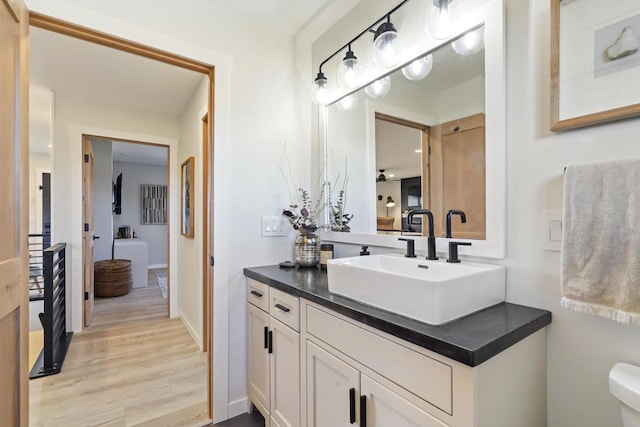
376;169;400;182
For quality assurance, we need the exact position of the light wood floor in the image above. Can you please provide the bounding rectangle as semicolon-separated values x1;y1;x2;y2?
29;269;210;427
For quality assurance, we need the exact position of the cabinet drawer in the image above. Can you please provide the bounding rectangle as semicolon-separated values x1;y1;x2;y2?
269;287;299;332
306;304;453;415
247;278;270;312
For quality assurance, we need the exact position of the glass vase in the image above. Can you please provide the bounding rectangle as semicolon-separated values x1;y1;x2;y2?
294;233;320;267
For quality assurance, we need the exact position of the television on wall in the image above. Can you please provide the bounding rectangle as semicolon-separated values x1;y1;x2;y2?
113;173;122;215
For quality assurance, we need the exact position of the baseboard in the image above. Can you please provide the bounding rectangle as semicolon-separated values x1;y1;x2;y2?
228;397;249;419
148;264;168;269
179;311;203;351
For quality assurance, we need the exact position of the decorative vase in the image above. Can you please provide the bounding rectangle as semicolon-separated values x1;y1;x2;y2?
294;233;320;267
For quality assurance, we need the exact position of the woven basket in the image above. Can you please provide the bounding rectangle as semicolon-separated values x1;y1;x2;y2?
94;259;132;297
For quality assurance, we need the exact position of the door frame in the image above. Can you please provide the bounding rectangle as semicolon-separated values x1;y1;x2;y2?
83;136;172;322
29;13;218;422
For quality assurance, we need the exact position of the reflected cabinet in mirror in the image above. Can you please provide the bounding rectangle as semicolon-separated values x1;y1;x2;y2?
321;0;505;258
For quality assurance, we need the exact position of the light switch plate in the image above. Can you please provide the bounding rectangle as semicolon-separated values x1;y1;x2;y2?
542;209;563;252
262;216;287;237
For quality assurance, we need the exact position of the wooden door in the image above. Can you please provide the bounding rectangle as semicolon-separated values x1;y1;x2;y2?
270;318;300;427
306;341;360;427
360;374;448;427
438;113;486;240
0;0;29;425
82;137;95;326
247;303;271;416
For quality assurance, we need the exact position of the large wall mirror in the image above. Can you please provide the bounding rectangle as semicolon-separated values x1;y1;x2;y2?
319;0;505;258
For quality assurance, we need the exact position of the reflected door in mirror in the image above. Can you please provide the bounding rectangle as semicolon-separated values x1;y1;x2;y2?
429;113;486;239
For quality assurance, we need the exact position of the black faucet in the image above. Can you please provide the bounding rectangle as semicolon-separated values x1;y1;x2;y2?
447;241;472;263
407;209;438;260
398;238;416;258
445;210;467;238
359;245;370;256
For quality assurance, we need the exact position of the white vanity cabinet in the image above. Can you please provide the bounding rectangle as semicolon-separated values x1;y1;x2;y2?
246;278;300;427
306;340;444;427
301;300;547;427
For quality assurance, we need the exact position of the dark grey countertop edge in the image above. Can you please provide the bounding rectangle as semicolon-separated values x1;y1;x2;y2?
244;267;552;367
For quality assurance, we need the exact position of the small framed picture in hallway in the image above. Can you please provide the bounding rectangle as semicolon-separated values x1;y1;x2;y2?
181;156;194;237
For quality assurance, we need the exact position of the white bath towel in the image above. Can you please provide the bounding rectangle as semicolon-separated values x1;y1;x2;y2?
561;159;640;324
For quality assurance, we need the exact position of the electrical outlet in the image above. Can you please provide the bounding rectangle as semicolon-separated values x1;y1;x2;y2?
262;216;287;237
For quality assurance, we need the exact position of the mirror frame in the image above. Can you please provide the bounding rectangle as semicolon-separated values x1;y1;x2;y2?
319;0;506;259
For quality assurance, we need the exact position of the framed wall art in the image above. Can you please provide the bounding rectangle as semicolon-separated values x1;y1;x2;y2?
181;156;194;237
551;0;640;130
141;184;167;225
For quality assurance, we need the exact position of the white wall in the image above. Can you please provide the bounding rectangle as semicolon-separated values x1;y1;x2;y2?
28;152;50;234
25;0;308;421
91;139;113;261
507;1;640;425
178;77;208;351
112;160;168;266
29;85;54;235
307;0;640;426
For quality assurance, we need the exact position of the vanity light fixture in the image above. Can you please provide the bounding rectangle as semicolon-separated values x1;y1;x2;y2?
451;26;484;56
425;0;462;40
310;0;410;105
402;54;434;81
364;76;391;98
371;16;403;69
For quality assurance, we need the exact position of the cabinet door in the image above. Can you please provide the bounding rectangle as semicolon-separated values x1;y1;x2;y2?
271;318;300;427
360;374;448;427
307;341;360;427
247;303;271;415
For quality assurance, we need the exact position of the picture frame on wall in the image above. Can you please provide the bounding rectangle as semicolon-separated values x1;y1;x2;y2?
181;156;194;237
551;0;640;131
141;184;167;225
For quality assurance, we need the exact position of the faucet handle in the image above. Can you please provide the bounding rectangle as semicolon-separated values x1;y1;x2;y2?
360;245;370;256
447;241;472;263
398;238;416;258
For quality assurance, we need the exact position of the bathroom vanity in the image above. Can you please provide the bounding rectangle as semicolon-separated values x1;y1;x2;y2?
244;266;551;427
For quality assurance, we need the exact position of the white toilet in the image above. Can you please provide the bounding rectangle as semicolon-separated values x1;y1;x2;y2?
610;363;640;426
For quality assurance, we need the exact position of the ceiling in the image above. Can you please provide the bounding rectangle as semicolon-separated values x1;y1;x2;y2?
30;26;204;117
375;120;423;181
205;0;337;36
109;140;168;166
29;26;204;154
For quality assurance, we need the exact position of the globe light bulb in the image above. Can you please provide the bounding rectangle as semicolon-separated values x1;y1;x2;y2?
425;0;461;40
337;49;363;89
402;54;434;81
452;26;485;56
372;21;403;69
338;93;359;111
364;76;391;98
311;72;329;106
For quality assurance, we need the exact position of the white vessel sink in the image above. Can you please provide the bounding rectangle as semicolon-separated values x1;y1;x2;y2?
326;254;505;325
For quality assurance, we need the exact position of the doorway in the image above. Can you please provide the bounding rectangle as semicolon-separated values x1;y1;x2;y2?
374;113;430;236
28;13;215;425
84;137;171;326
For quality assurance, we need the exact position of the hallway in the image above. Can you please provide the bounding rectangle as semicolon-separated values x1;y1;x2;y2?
29;270;209;426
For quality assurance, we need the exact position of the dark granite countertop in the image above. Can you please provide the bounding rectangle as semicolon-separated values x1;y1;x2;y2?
244;265;551;367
